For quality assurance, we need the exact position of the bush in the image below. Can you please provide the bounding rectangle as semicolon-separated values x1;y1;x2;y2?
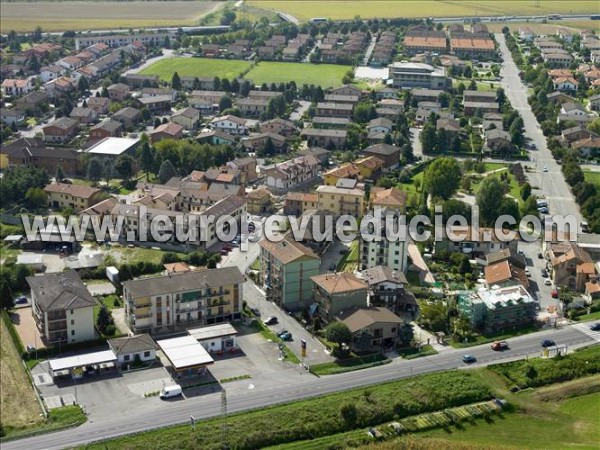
105;324;116;336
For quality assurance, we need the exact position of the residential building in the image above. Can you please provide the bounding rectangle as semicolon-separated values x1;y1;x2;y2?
112;107;142;128
42;117;79;144
0;138;81;174
171;107;200;130
284;192;319;216
316;102;354;118
107;83;130;101
236;98;269;117
259;235;321;311
300;128;347;149
551;242;593;290
403;32;448;56
27;270;97;345
125;73;159;88
363;143;400;171
260;118;297;137
150;122;184;143
226;156;258;184
367;117;393;135
388;62;450;89
484;260;529;290
457;285;537;333
264;155;319;193
84;137;140;163
197;130;237;146
485;129;513;153
312;116;351;129
136;95;171;114
355;156;384;180
241;132;286;152
44;182;101;212
0;108;25;126
339;307;406;350
316;184;364;217
123;266;245;333
108;334;157;368
1;78;32;97
297;147;330;165
363;265;417;315
75;32;168;50
553;77;578;91
450;36;496;59
311;272;368;321
210;115;248;135
89;118;122;140
435;226;517;258
87;96;110;115
69;107;96;125
324;163;361;185
246;188;273;214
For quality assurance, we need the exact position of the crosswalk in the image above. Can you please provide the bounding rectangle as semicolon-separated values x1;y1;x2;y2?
572;322;600;342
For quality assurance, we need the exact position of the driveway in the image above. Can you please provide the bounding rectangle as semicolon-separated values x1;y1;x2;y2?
495;33;582;226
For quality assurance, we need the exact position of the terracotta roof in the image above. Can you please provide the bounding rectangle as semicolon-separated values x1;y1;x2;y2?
355;156;384;170
404;36;447;48
246;188;271;200
259;234;319;264
151;122;183;136
311;272;367;294
163;262;191;273
44;182;100;199
484;261;528;288
576;262;596;275
339;306;403;333
370;187;407;209
325;163;361;179
363;265;407;286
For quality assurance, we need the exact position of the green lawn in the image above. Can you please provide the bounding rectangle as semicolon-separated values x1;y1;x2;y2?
483;163;507;172
246;62;350;89
583;169;600;189
398;171;424;195
310;353;390;376
336;240;359;272
140;58;253;81
448;325;539;349
112;246;181;266
396;345;438;360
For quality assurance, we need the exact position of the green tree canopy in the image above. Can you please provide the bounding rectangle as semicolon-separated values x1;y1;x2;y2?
424;157;462;200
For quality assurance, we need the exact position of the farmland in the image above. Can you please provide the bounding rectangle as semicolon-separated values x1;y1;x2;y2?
140;58;351;88
249;1;599;21
0;1;220;33
0;313;44;433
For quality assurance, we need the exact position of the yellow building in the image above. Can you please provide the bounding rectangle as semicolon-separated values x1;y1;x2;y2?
323;163;361;186
246;188;273;214
316;184;365;217
123;266;245;334
355;156;384;180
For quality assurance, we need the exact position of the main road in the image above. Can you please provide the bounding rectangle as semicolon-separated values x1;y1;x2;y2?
495;32;582;226
5;324;598;450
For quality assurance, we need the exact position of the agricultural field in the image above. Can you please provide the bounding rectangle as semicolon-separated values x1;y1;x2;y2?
249;0;599;21
0;315;44;433
140;58;253;81
0;1;221;33
140;58;350;88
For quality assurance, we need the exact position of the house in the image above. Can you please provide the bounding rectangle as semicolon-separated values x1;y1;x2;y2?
1;78;32;97
323;163;361;185
15;90;47;113
246;188;272;214
330;85;362;97
450;36;496;60
123;266;245;333
108;334;157;368
141;87;176;101
435;226;517;258
588;94;600;112
311;272;368;321
0;138;81;174
42;117;79;144
87;96;110;114
180;76;215;91
171;107;200;130
363;265;417;315
316;102;354;118
69;107;96;125
363;144;400;171
297;147;330;165
560;125;595;145
107;83;130;102
0;108;25;126
226;156;257;184
518;27;535;42
457;285;536;333
136;95;172;114
75;32;167;50
316;184;364;217
559;102;592;123
484;260;529;290
40;65;66;83
339;307;406;350
57;56;83;71
210;115;248;135
260;118;297;137
84;137;140;163
300;128;347;149
236;98;269;117
45;76;75;98
112;107;142;128
553;77;578;91
571;136;600;158
125;73;159;88
264;155;319;193
284;192;318;216
27;270;97;345
44;182;101;212
355;156;384;180
150;122;184;143
485;129;513;153
551;242;593;290
197;130;237;146
259;235;321;311
403;33;448;56
89;119;122;140
312;117;350;129
546;91;575;104
375;87;398;100
367;117;393;135
242;132;286;152
323;94;360;105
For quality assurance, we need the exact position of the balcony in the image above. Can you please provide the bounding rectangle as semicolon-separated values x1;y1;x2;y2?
48;321;68;332
206;289;230;297
176;304;204;314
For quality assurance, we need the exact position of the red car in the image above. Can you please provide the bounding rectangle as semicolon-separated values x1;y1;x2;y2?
551;290;559;299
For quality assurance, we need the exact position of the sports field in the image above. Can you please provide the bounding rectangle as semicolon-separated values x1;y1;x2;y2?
249;1;599;21
0;316;44;432
140;58;253;81
0;1;220;33
140;58;351;88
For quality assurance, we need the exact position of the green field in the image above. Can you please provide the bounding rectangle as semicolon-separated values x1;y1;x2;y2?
140;58;253;82
140;58;350;88
249;1;599;21
583;169;600;188
246;62;350;88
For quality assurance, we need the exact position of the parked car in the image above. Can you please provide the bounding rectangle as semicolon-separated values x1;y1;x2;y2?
159;385;183;399
541;269;548;278
462;354;477;364
250;308;261;317
542;166;548;172
589;323;600;331
537;252;544;259
491;341;509;351
14;296;28;305
525;268;531;277
278;330;292;341
551;289;559;298
541;339;555;348
545;278;552;286
264;316;278;326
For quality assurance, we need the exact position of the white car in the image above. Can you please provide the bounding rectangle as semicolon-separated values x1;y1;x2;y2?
544;278;552;286
542;166;548;172
525;268;531;277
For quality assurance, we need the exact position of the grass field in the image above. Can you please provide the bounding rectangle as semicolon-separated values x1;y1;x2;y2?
141;58;351;88
246;62;351;88
249;1;599;21
0;1;220;33
0;316;44;432
583;169;600;188
140;58;253;81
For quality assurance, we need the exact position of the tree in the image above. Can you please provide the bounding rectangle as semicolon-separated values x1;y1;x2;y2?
25;187;47;208
0;280;13;309
54;165;65;182
158;160;176;184
139;140;155;179
452;314;472;342
33;25;43;42
420;122;438;154
78;76;89;93
219;95;232;112
477;177;507;226
418;302;448;333
96;305;115;335
424;157;462;200
87;158;103;183
171;72;181;90
221;9;236;25
520;182;532;201
115;154;134;182
458;254;472;275
221;78;231;92
464;65;473;78
324;321;352;354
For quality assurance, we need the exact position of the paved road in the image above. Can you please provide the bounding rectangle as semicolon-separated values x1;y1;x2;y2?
362;35;378;66
495;33;582;229
289;100;311;122
5;324;598;450
124;49;176;75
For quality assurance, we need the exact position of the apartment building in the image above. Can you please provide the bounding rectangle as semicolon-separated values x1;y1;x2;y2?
44;182;101;212
311;272;368;321
259;235;321;311
27;270;97;345
123;266;245;333
388;62;450;89
264;155;320;193
316;184;365;217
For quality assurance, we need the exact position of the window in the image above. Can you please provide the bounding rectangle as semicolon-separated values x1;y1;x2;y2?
124;355;130;361
70;309;74;315
71;320;74;325
71;330;75;336
143;351;151;358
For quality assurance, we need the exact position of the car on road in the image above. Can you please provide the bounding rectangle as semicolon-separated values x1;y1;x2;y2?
278;330;292;341
525;268;531;277
589;323;600;331
264;316;278;326
491;341;509;351
551;289;559;298
538;206;549;214
541;339;555;348
541;268;548;277
544;278;552;286
538;252;544;259
542;166;548;172
462;354;477;364
251;308;261;317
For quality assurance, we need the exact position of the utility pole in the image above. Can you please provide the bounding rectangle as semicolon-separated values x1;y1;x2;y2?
221;389;229;450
